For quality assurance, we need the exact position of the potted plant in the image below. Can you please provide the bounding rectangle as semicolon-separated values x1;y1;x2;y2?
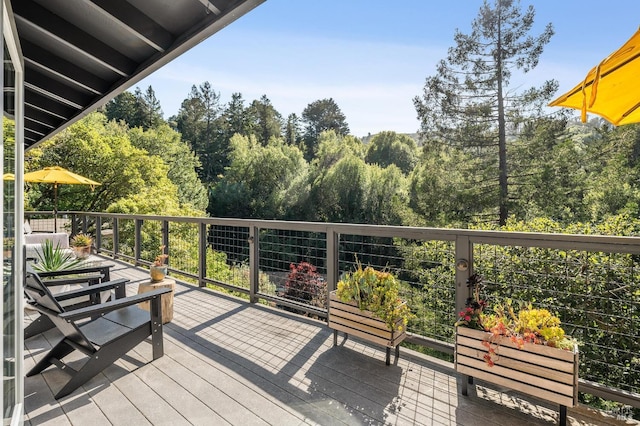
150;245;169;282
455;274;579;426
33;240;82;272
329;262;413;364
70;233;93;259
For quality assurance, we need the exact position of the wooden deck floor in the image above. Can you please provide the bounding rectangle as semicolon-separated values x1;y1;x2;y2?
23;259;633;425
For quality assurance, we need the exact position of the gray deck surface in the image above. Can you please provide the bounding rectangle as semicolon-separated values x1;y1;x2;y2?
23;258;636;425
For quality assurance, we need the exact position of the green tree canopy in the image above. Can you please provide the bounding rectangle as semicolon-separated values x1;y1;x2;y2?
365;131;418;175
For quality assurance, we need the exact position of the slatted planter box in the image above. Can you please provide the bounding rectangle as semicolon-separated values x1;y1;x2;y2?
455;327;578;426
328;290;406;365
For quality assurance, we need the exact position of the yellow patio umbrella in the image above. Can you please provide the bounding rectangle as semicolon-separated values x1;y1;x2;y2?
3;173;14;180
549;27;640;126
23;166;100;229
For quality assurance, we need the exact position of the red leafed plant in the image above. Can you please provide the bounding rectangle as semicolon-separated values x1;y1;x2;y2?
283;261;326;309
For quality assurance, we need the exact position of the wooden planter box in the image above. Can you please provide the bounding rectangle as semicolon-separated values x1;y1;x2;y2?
455;327;578;426
328;290;406;365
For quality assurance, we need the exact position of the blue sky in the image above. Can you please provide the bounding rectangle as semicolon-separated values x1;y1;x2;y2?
138;0;640;137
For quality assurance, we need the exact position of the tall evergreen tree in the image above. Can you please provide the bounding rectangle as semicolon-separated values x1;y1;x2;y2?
246;94;282;145
414;0;556;225
221;92;250;140
175;82;223;182
284;113;301;147
301;98;350;160
104;92;138;125
135;86;164;129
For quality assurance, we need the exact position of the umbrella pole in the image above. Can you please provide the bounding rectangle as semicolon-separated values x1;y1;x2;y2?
54;183;58;231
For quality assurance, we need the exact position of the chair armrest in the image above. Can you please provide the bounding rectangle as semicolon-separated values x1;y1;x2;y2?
59;288;171;321
37;263;114;278
53;278;129;302
41;273;103;288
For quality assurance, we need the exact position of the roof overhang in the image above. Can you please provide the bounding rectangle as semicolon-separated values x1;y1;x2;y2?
11;0;265;150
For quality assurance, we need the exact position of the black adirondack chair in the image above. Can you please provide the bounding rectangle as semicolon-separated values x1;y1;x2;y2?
24;265;171;399
24;268;115;339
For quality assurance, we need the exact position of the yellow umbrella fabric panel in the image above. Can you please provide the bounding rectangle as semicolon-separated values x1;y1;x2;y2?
23;166;100;188
549;28;640;126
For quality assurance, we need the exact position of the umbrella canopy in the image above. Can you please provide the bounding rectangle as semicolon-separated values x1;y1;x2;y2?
24;166;100;188
549;28;640;126
24;166;101;229
3;173;14;180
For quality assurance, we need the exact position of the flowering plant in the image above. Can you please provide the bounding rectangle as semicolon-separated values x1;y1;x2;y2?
455;274;577;366
336;262;413;332
153;245;169;266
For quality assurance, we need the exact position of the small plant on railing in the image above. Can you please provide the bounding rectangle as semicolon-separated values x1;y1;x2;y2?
153;245;169;266
150;245;169;282
70;233;93;259
455;273;577;366
336;262;413;332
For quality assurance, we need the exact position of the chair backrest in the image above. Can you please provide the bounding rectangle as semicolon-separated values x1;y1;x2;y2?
24;264;96;352
24;264;66;313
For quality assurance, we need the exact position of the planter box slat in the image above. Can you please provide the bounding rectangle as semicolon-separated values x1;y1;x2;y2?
328;321;404;347
456;336;575;375
457;363;576;408
329;309;403;341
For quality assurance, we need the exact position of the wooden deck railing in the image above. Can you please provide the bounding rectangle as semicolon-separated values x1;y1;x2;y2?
24;210;640;410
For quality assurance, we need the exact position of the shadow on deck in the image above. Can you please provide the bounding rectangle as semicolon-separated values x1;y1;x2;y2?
23;259;634;425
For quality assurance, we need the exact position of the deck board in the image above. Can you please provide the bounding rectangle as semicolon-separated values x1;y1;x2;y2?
23;258;634;426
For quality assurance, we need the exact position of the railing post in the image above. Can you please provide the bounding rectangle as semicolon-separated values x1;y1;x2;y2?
113;218;119;259
326;228;339;310
198;222;207;287
70;213;78;235
162;220;169;266
248;226;259;303
455;235;473;317
95;216;102;253
135;219;142;266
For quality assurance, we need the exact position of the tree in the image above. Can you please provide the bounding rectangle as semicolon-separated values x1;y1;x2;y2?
301;98;350;160
210;134;308;219
175;82;223;182
365;131;418;174
128;124;209;210
414;0;556;225
135;86;164;129
26;112;193;216
220;92;251;140
246;95;283;145
104;92;138;125
284;113;302;147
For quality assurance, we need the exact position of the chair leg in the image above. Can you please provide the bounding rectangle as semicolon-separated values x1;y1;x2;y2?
150;296;164;359
54;326;152;399
24;315;55;339
27;340;74;376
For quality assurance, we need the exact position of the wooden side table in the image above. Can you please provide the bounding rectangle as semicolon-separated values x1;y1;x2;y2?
138;278;175;324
